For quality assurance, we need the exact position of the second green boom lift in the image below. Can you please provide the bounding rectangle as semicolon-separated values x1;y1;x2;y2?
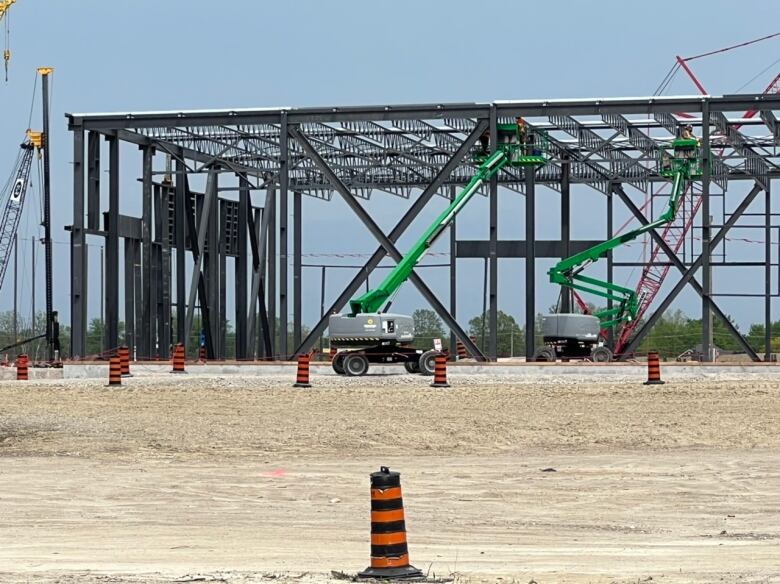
535;133;702;362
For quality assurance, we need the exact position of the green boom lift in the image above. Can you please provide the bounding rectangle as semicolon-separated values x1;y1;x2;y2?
328;123;549;376
535;136;702;362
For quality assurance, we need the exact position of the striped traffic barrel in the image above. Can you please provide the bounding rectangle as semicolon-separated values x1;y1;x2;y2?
16;354;29;381
107;356;122;386
430;354;450;388
358;466;422;579
644;350;665;385
293;354;312;388
171;343;186;373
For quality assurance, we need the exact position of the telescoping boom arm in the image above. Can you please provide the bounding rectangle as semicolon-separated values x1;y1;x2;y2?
349;149;509;316
548;161;693;329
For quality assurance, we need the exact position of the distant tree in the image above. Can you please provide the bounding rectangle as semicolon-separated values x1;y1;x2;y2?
468;310;523;357
413;308;445;339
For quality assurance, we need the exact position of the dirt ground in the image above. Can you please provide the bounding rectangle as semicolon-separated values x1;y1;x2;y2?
1;373;779;583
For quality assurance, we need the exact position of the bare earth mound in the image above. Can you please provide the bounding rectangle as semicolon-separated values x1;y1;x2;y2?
1;374;778;583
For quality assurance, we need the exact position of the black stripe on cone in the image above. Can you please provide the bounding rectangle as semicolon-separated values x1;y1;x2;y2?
644;350;665;385
293;354;312;388
358;467;422;579
430;354;450;388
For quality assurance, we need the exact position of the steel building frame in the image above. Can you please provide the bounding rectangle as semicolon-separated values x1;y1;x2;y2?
66;94;780;362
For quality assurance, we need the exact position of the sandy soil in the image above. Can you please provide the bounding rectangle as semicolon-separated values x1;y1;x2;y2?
1;373;779;583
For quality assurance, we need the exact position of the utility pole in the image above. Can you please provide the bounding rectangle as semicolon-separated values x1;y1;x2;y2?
38;66;58;361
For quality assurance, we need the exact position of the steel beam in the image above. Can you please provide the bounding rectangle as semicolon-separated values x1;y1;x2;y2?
157;184;172;358
293;191;302;351
766;182;773;360
266;185;276;358
525;168;536;360
449;185;457;355
140;145;153;359
279;113;289;358
219;201;227;359
184;170;216;349
560;156;571;314
86;131;101;231
289;125;484;361
248;186;273;358
105;136;120;352
66;94;780;131
618;183;763;359
701;103;713;361
236;173;249;359
205;171;220;359
290;120;489;360
70;128;87;358
124;238;136;354
175;160;187;344
488;106;498;360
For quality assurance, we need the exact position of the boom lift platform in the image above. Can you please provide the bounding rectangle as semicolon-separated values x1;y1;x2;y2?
328;122;549;376
536;135;701;362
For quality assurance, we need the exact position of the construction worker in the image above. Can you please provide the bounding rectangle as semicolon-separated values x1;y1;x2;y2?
677;124;700;160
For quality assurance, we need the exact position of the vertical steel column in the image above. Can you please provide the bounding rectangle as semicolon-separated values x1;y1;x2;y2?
205;170;220;359
236;174;249;359
293;190;302;351
219;201;227;359
124;238;136;354
157;184;172;358
488;108;498;360
606;188;614;348
700;102;713;361
175;159;187;344
765;183;772;360
105;136;120;352
133;240;142;360
267;185;276;358
279;113;289;358
560;156;571;314
31;237;35;336
140;146;153;359
525;168;536;360
71;127;87;357
86;131;101;231
449;184;457;353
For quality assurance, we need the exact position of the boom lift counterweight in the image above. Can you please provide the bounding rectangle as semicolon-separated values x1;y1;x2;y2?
328;122;549;376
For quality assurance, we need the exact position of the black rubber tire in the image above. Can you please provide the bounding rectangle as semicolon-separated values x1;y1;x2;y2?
418;350;439;376
343;353;370;377
533;347;556;362
403;360;420;374
590;346;613;363
332;352;346;375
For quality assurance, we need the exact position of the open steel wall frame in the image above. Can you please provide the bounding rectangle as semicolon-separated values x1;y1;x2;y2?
67;94;780;362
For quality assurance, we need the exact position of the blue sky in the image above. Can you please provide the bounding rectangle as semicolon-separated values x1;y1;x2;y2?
0;0;778;335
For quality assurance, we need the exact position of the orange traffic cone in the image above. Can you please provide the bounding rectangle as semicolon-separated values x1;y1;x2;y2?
358;467;422;579
118;345;132;377
107;356;122;386
293;354;312;388
644;350;665;385
171;343;186;374
430;354;450;388
456;339;467;360
16;354;29;381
